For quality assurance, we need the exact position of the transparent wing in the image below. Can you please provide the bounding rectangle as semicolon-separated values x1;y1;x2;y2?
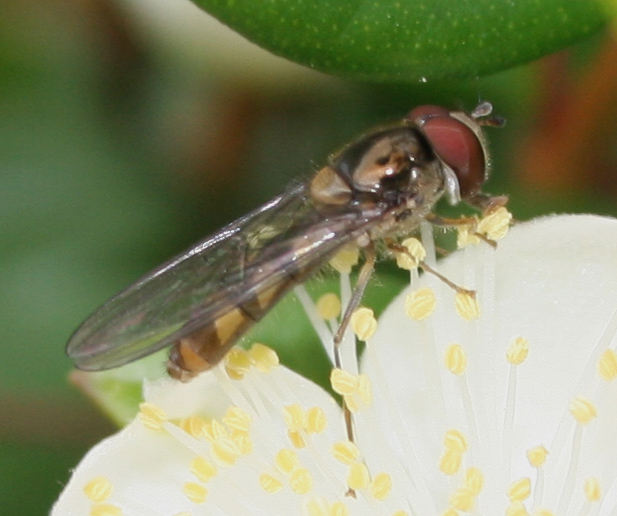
67;183;376;370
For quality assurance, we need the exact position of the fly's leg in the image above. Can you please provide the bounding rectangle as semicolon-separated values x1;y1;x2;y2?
386;240;475;298
333;244;376;368
428;213;498;248
331;243;376;498
332;243;376;447
466;193;509;214
426;193;509;249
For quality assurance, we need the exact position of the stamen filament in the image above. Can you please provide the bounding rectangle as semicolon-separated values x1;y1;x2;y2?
294;285;335;363
502;362;518;477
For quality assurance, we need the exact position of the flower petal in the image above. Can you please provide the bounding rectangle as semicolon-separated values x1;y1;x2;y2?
363;214;617;513
54;215;617;515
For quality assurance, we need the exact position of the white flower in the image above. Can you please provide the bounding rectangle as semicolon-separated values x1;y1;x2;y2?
52;215;617;516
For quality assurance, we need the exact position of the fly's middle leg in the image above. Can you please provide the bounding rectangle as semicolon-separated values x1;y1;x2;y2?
330;243;376;448
386;239;476;298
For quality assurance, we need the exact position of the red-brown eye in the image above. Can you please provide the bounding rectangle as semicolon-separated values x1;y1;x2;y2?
407;105;486;200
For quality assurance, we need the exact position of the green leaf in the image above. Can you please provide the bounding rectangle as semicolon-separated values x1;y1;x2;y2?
69;351;168;427
193;0;607;81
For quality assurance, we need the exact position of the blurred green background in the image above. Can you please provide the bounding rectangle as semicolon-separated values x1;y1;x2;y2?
2;0;617;513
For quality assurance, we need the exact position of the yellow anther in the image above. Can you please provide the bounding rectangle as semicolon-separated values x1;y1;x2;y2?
224;348;252;377
288;430;307;449
275;448;299;474
305;497;328;516
259;473;283;493
209;419;229;440
330;245;360;274
527;445;549;468
223;406;252;434
439;449;462;475
198;421;213;442
332;440;360;465
347;462;370;490
395;237;426;270
316;293;342;320
569;395;597;424
183;482;208;504
83;476;112;503
306;406;327;434
330;368;359;396
351;307;378;341
344;394;359;414
138;402;167;431
444;344;467;375
455;290;480;320
457;222;481;248
449;486;475;512
506;501;529;516
477;206;512;240
90;503;123;516
370;472;393;500
393;512;411;516
506;337;529;365
330;500;349;516
234;433;253;455
444;429;468;452
248;343;279;372
464;467;484;495
211;436;241;465
439;509;459;516
190;456;217;483
534;509;555;516
284;403;307;433
584;476;602;502
598;349;617;381
225;368;245;381
179;415;209;438
405;287;436;320
289;467;313;494
508;477;531;502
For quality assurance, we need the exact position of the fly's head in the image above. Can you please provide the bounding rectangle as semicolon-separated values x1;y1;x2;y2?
408;101;504;209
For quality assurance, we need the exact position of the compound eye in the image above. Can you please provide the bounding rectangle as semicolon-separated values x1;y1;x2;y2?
407;106;486;200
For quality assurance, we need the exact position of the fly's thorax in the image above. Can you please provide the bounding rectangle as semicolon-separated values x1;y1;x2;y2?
308;124;446;215
363;191;443;242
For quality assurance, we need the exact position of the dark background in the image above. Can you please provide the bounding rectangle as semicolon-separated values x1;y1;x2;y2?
2;0;617;513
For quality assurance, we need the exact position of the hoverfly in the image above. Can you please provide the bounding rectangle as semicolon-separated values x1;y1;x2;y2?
67;102;505;381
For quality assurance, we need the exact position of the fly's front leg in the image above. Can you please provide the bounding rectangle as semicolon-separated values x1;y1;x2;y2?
428;213;497;248
466;192;509;214
427;193;510;249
